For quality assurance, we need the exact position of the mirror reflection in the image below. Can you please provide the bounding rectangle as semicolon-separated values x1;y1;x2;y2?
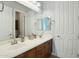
15;11;20;38
15;11;25;38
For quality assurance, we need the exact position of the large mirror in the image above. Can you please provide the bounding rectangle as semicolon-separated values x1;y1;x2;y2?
15;10;25;38
41;17;51;31
35;16;51;32
33;16;51;36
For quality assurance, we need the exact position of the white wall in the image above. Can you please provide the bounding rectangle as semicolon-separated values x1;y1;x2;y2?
0;4;12;41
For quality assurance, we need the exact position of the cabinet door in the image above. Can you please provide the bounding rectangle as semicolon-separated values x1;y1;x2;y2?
24;48;36;58
44;40;52;57
36;43;45;58
36;40;52;58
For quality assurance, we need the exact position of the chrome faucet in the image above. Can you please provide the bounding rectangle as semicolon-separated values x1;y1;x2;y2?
11;39;17;45
9;34;17;45
21;36;25;42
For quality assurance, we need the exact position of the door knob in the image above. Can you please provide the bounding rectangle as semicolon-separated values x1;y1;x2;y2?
78;36;79;39
57;35;60;38
57;35;62;39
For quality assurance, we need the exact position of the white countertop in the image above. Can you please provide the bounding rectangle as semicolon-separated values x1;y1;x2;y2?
0;34;53;58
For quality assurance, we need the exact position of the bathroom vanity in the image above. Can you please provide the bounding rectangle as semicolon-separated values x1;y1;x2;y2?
0;34;53;58
15;39;52;58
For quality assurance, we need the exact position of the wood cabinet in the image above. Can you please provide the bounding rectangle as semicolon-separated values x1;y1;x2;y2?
35;40;52;58
25;48;36;58
15;53;25;58
15;39;52;58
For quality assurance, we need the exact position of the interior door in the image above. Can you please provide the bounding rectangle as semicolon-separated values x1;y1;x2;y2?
54;2;74;58
63;2;74;58
54;2;64;57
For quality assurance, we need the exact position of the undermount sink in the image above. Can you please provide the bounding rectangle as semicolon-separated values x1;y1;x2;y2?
0;41;25;51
